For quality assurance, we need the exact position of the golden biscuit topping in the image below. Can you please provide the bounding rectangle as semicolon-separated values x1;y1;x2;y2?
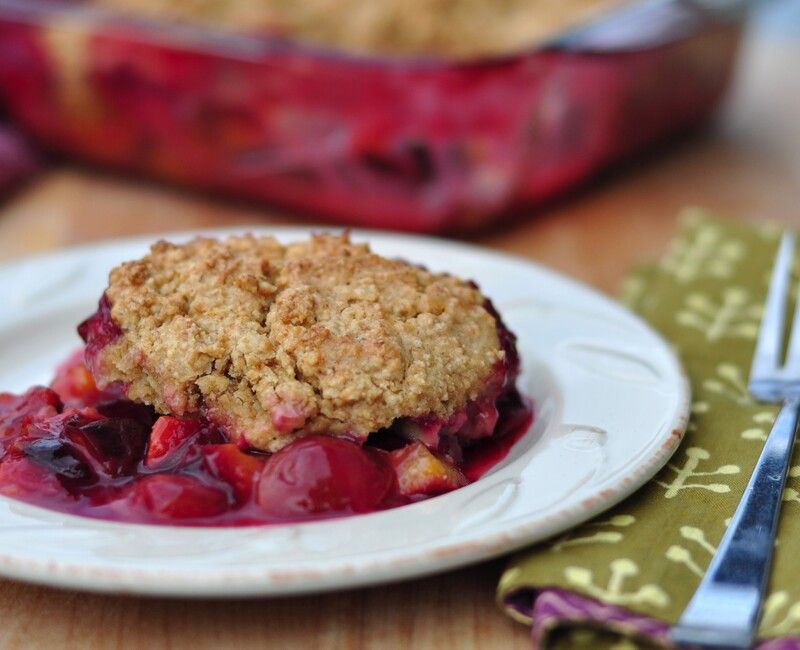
92;233;503;452
92;0;625;59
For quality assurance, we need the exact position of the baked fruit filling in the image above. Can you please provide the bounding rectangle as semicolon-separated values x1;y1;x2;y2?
0;234;531;525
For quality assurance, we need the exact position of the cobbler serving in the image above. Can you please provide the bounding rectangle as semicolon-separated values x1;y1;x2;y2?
0;234;531;525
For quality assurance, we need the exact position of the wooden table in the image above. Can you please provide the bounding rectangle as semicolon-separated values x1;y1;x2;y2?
0;28;798;650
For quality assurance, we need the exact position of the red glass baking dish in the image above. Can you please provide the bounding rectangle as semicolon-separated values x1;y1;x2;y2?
0;0;745;232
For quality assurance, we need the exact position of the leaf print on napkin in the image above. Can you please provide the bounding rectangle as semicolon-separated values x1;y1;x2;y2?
665;525;719;578
551;515;636;552
675;288;761;342
654;447;740;498
661;219;746;284
564;560;669;609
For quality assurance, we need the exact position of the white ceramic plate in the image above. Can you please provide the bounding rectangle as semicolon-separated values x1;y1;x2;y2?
0;227;689;597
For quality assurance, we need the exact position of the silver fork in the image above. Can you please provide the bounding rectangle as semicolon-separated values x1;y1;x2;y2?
670;232;800;649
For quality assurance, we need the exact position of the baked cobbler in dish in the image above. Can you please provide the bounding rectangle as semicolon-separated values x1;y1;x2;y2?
0;234;531;525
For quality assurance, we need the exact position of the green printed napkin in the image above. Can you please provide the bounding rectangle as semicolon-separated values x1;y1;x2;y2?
498;210;800;649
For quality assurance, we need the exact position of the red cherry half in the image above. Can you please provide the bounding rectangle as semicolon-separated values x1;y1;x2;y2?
257;435;394;518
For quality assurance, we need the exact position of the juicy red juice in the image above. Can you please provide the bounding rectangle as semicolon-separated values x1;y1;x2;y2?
0;350;532;527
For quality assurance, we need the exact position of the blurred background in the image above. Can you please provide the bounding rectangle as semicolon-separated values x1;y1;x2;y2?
0;0;797;294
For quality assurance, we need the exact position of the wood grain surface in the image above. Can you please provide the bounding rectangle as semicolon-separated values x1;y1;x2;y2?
0;27;798;650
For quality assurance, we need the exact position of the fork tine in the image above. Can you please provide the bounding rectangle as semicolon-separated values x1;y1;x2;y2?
750;232;795;385
783;257;800;375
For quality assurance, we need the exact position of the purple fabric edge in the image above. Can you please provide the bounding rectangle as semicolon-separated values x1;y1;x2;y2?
504;587;800;649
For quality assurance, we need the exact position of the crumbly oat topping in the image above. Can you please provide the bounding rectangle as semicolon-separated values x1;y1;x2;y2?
93;233;503;452
92;0;625;58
